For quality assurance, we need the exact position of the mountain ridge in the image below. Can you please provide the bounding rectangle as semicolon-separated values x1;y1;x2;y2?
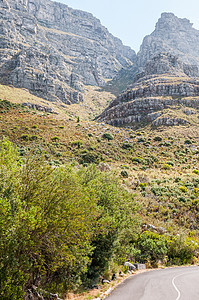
0;0;135;104
106;12;199;94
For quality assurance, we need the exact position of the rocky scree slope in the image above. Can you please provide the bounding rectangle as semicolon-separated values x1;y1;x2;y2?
97;53;199;127
0;0;136;104
106;13;199;94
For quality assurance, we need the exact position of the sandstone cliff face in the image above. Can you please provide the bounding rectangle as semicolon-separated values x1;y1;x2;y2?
106;13;199;94
137;13;199;68
97;54;199;127
0;0;136;103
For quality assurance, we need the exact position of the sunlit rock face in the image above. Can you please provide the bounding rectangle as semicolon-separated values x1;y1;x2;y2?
107;13;199;95
137;12;199;68
97;53;199;127
0;0;136;103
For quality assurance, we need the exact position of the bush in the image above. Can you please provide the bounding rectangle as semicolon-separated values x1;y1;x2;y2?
154;136;162;142
102;133;114;141
0;139;140;297
193;170;199;175
132;157;143;164
179;186;188;193
139;182;147;190
184;139;192;145
20;134;29;141
29;135;38;141
51;136;60;142
80;151;101;164
178;197;187;203
136;232;168;265
121;170;128;178
122;143;133;150
167;236;198;265
71;140;83;148
162;163;172;170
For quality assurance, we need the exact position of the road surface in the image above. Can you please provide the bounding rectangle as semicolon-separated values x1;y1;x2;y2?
106;266;199;300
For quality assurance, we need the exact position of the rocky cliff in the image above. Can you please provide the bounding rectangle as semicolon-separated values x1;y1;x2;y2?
0;0;136;104
137;13;199;68
97;53;199;127
106;13;199;94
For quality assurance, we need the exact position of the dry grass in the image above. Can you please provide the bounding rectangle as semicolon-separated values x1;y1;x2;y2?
0;84;114;121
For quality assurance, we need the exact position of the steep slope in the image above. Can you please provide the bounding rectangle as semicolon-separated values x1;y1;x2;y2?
97;53;199;127
106;13;199;94
0;0;136;104
137;13;199;68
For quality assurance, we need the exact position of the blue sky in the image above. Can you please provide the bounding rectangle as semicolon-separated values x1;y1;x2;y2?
57;0;199;53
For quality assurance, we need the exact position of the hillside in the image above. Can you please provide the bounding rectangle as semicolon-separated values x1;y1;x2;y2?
0;99;199;233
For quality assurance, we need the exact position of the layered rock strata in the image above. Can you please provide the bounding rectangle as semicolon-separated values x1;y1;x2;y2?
97;54;199;127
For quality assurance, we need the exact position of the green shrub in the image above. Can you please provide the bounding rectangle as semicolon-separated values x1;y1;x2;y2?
162;163;172;170
179;186;188;193
139;182;147;190
136;232;168;265
102;133;114;141
51;136;60;142
193;170;199;175
80;151;101;164
20;134;29;141
164;142;171;147
132;157;143;164
178;196;187;203
121;170;128;178
71;140;83;148
29;135;38;141
137;138;145;143
154;136;162;142
184;139;192;145
122;143;133;150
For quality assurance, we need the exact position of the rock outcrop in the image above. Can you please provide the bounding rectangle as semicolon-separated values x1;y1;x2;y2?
97;54;199;127
0;0;136;104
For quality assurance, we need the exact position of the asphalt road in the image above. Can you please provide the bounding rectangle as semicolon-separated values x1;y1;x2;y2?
106;266;199;300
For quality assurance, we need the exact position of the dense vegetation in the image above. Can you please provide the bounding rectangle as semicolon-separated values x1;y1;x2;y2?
0;138;140;299
0;101;199;298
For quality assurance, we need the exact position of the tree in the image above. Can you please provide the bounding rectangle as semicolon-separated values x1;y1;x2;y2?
77;166;140;278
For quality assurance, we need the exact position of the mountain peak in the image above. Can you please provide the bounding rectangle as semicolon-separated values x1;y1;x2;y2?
155;12;193;32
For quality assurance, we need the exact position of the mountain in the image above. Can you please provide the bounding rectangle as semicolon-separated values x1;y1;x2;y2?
1;7;199;299
97;53;199;127
106;13;199;94
137;13;199;68
99;13;199;127
0;0;136;104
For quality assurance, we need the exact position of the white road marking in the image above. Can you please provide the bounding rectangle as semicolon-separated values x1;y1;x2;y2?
171;267;199;300
172;274;181;300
